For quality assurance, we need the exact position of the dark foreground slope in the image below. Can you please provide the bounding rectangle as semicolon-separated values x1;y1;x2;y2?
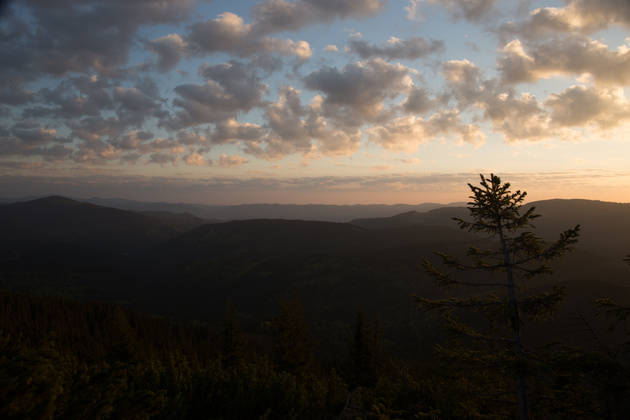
3;283;630;419
0;291;345;420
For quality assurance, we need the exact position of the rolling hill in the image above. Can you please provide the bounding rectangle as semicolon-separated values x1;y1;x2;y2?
82;197;465;222
1;196;629;358
352;199;630;263
0;196;209;253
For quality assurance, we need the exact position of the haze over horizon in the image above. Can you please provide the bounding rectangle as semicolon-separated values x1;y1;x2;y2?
2;0;630;204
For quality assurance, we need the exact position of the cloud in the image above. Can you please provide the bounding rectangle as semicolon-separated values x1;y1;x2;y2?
184;151;210;166
499;0;630;41
148;34;188;72
211;119;266;144
0;141;73;162
187;12;251;54
250;0;385;34
111;130;154;151
0;161;47;170
113;86;164;127
405;0;422;21
185;0;385;65
264;39;312;60
441;58;556;142
546;85;630;129
187;12;312;61
264;86;312;151
483;91;553;141
177;130;210;146
347;36;444;60
368;110;485;152
6;0;630;172
441;56;630;142
0;88;33;106
149;152;178;166
1;0;195;87
427;0;497;22
22;75;113;119
247;86;361;159
67;116;125;142
498;37;630;85
166;61;269;128
303;58;415;124
442;59;490;106
0;121;73;163
11;122;59;145
219;153;249;167
367;116;426;152
423;109;486;146
403;87;436;114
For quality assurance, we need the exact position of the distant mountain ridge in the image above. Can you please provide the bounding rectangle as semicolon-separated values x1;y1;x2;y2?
352;198;630;263
0;196;208;253
0;195;466;222
351;207;468;229
4;196;629;263
85;197;468;222
2;195;630;352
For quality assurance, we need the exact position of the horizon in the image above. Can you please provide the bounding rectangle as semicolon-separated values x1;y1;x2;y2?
2;1;630;204
3;192;629;207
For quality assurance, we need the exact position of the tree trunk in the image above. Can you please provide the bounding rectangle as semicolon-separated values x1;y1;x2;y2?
499;224;529;420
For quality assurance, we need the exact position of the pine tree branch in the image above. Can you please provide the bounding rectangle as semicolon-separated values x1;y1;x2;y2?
416;295;506;311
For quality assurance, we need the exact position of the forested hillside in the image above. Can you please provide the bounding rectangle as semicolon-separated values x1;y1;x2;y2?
2;195;630;418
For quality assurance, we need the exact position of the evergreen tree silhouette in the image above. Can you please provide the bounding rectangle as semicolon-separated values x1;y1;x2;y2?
270;298;312;373
596;254;630;329
350;312;384;388
418;173;580;420
221;304;246;368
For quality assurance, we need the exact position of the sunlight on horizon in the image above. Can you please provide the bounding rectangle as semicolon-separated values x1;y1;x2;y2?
1;0;629;204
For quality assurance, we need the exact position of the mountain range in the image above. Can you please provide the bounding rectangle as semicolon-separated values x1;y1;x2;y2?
1;195;629;357
0;195;465;222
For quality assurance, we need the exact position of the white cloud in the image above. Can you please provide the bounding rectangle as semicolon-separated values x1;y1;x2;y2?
428;0;497;22
498;37;630;85
368;110;485;152
347;36;444;60
187;12;312;61
546;85;630;128
184;151;209;166
219;153;249;167
499;0;630;41
303;58;415;124
405;0;422;21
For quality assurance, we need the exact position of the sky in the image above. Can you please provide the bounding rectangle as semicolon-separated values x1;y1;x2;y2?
1;0;630;204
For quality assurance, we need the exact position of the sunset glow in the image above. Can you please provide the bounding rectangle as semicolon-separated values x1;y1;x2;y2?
2;0;630;204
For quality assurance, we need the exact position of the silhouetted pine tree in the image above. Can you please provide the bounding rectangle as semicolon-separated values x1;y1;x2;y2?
418;173;580;420
221;305;246;368
596;255;630;329
350;312;384;388
270;298;313;373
